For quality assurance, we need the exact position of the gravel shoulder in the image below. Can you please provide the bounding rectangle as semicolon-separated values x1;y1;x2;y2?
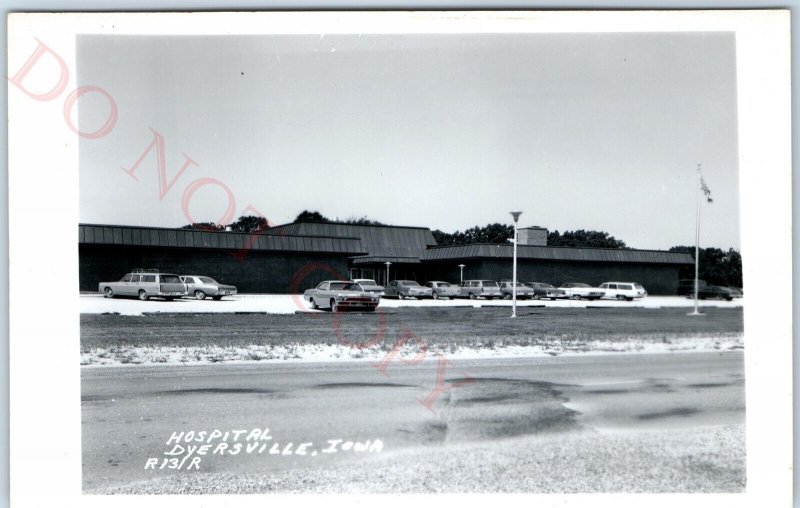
87;424;745;494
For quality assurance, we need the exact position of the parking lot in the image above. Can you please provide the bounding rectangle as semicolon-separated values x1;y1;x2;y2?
80;293;742;316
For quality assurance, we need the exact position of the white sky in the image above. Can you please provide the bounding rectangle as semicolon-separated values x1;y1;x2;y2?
78;32;739;250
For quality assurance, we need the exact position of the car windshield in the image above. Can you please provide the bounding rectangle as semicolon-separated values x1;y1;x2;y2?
401;280;421;286
358;280;378;285
437;282;451;287
161;275;181;283
330;282;360;291
199;277;218;284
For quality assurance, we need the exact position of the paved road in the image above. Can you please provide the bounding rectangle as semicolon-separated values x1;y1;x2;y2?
81;351;744;492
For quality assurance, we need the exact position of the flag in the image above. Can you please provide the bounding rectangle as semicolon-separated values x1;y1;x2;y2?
700;176;713;203
697;165;713;203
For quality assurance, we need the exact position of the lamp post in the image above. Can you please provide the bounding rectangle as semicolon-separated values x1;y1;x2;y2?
384;261;392;286
510;211;522;318
458;264;465;283
688;164;704;316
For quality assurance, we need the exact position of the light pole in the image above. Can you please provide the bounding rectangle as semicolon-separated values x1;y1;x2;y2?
510;211;522;318
688;164;704;316
458;264;465;283
384;261;392;286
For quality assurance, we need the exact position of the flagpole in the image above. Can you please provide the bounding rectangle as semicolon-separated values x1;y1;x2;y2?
688;163;703;316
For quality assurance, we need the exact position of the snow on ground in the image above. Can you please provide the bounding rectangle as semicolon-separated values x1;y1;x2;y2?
80;293;742;316
80;334;743;367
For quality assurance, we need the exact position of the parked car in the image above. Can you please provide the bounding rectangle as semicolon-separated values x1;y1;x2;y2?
98;269;188;301
597;282;647;301
180;275;237;300
384;280;433;299
558;282;605;300
699;285;736;301
425;281;460;299
352;278;385;296
525;282;567;300
458;280;502;300
678;279;735;300
303;280;380;311
499;281;536;300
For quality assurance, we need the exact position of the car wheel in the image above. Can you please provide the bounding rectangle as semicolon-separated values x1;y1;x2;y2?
504;293;512;300
468;293;476;300
398;293;405;300
616;295;626;301
626;297;634;302
573;295;582;300
331;299;339;312
104;287;114;298
194;290;206;300
138;290;149;301
432;292;439;300
310;297;318;309
550;298;557;301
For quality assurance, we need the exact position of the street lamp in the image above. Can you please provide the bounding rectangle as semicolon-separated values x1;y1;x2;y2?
384;261;392;286
510;211;522;318
458;264;465;283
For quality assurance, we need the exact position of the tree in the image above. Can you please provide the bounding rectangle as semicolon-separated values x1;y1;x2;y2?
294;210;385;226
294;210;330;223
432;223;514;246
179;222;225;231
669;246;743;288
547;230;628;249
341;216;386;226
229;215;270;232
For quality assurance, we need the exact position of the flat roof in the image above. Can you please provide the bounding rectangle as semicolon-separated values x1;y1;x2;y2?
424;243;693;265
78;224;367;255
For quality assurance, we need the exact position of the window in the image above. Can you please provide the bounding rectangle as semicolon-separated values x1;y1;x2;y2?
317;282;329;290
142;275;156;283
199;277;217;284
130;275;140;283
619;284;632;290
608;284;617;289
121;274;133;282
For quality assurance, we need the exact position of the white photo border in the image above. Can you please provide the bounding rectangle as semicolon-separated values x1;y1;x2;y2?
7;10;792;508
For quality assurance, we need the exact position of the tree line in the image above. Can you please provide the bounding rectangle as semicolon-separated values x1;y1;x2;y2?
179;210;385;233
668;246;743;288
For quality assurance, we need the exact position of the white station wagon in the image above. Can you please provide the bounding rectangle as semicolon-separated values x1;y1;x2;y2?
598;282;647;301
